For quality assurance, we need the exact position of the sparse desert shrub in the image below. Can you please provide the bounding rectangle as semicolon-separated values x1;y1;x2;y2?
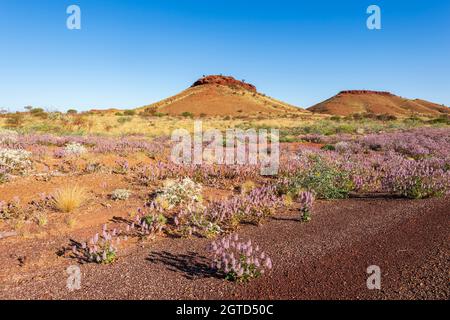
0;197;22;220
173;202;222;238
35;213;48;226
155;178;203;209
0;148;32;175
117;116;132;124
287;155;354;199
67;109;78;114
29;192;54;211
298;191;314;222
321;144;335;151
139;106;158;116
64;142;87;156
298;133;324;144
330;115;342;121
30;108;47;119
72;224;123;264
428;115;450;125
334;141;351;153
240;180;256;195
376;114;397;121
111;189;131;201
112;160;129;174
5;113;24;128
0;129;18;145
208;234;272;282
84;161;105;173
180;111;194;118
123;110;136;116
174;186;280;233
0;167;7;183
126;205;167;239
30;107;44;114
53;185;88;212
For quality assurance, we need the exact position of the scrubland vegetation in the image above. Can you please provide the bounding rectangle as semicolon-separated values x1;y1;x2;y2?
0;109;449;284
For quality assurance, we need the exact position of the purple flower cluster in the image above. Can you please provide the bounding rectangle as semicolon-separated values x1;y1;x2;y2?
208;234;272;282
135;162;262;187
281;128;450;199
0;132;164;156
0;197;21;220
125;204;167;239
113;160;130;174
298;191;314;222
72;224;125;264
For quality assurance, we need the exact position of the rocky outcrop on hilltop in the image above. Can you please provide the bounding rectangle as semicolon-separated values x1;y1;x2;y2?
192;75;257;92
338;90;393;96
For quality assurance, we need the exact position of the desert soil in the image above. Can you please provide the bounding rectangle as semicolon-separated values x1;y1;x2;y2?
0;195;448;300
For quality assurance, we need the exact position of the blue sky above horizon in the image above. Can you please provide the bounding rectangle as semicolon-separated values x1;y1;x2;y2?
0;0;449;112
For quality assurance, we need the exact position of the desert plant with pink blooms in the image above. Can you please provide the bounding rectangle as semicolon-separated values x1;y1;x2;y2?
298;191;315;222
72;224;124;264
208;234;272;282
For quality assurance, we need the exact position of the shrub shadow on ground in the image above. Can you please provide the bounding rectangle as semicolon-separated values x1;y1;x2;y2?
146;251;221;280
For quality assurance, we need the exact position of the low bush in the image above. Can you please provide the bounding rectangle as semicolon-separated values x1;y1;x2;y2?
208;234;272;282
298;191;314;222
72;224;122;264
111;189;131;201
286;155;354;199
0;148;32;175
64;142;87;156
155;178;203;209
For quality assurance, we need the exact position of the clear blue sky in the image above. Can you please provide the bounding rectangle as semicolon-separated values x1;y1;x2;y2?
1;0;449;111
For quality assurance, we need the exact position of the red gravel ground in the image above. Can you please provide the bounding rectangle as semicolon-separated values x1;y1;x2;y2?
0;196;448;300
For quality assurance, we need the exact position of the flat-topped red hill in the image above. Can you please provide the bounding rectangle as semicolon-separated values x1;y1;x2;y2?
136;75;306;117
308;90;449;117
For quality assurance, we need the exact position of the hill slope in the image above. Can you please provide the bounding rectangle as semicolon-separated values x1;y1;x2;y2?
307;90;449;117
136;75;306;116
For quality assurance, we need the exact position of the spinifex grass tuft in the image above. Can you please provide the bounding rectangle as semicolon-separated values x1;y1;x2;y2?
53;185;88;213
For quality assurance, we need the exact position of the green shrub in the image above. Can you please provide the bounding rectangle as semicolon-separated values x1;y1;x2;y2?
5;113;24;128
30;107;44;113
181;111;194;118
117;116;132;124
287;155;354;199
123;110;136;116
321;144;336;151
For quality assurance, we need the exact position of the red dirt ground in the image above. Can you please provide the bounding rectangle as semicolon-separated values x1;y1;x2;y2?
1;195;448;300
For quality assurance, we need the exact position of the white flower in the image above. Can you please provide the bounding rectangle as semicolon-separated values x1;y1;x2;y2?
0;148;32;174
111;189;131;200
0;129;18;144
157;177;203;209
64;142;87;156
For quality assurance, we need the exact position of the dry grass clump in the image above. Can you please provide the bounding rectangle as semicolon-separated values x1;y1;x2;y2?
53;185;88;213
240;180;256;195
